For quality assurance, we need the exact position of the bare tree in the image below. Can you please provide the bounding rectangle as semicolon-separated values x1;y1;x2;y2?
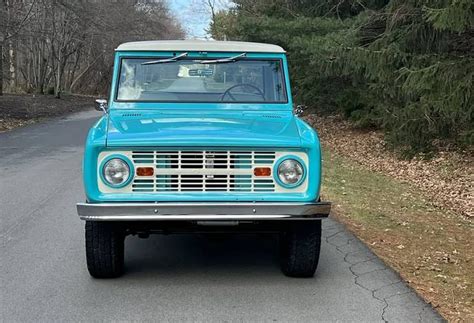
1;0;185;96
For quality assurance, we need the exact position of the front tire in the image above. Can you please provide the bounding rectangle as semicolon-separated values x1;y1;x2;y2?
85;221;125;278
280;220;322;278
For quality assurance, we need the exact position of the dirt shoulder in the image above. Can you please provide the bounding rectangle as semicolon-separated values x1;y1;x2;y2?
309;114;473;321
0;94;94;132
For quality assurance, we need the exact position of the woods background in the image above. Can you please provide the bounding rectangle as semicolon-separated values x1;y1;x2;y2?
0;0;183;97
1;0;473;155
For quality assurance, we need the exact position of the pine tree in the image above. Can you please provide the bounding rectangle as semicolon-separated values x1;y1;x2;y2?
212;0;474;154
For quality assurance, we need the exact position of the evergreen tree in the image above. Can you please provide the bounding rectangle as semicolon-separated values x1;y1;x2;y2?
212;0;474;155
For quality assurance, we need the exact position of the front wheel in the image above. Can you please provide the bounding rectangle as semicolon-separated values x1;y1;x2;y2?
85;221;125;278
280;220;322;278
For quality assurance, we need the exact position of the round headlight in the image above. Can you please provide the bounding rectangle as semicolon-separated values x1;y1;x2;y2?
277;159;304;186
102;158;131;186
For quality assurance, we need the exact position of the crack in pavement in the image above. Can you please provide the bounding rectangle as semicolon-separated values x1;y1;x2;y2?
324;221;444;322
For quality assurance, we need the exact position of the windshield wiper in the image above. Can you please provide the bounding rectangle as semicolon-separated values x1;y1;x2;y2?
197;53;246;64
141;52;188;65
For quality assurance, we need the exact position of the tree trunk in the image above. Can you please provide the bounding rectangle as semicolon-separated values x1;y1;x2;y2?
69;53;103;92
55;50;62;99
8;38;15;91
0;42;3;95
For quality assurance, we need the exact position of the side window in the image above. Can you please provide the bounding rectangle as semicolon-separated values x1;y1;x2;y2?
118;60;142;100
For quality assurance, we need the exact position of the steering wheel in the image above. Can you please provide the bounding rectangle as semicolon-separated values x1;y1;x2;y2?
221;83;265;101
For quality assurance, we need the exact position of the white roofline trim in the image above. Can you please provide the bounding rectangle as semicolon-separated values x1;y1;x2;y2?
116;40;286;53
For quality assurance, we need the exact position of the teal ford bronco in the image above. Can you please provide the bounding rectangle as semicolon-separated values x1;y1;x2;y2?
77;40;331;278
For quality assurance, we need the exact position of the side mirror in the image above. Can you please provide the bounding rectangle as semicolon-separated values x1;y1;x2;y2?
95;99;108;113
294;104;307;117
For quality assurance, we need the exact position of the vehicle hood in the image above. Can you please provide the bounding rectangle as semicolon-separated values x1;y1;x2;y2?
106;109;301;147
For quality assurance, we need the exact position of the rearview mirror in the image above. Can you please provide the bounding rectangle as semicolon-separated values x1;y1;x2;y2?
95;99;108;114
189;68;214;77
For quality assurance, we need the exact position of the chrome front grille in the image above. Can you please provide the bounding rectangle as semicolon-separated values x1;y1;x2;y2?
131;150;276;193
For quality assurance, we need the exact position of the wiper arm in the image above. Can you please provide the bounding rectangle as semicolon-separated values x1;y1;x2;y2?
141;52;188;65
197;53;246;64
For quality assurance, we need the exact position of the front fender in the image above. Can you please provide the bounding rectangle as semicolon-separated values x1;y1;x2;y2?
295;117;322;200
83;116;108;202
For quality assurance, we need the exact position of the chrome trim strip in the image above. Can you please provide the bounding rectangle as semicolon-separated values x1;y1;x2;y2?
76;202;331;221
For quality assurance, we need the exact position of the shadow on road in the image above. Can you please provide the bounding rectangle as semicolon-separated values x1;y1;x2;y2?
124;233;282;278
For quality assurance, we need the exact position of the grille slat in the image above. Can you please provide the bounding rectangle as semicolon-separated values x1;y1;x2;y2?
131;150;276;193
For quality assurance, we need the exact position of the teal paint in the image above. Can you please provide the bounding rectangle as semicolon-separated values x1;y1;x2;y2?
82;49;322;203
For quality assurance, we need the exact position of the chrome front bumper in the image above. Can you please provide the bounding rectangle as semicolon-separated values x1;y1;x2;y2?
76;202;331;221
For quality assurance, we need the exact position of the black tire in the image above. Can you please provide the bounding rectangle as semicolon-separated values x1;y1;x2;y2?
280;220;322;278
85;221;125;278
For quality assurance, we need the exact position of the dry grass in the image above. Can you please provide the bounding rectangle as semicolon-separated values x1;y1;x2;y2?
312;113;473;321
307;114;473;219
321;147;473;322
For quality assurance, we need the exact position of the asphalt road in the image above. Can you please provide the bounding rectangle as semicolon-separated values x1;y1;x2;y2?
1;110;443;322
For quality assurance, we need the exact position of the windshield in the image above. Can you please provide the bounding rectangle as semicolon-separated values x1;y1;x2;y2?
116;58;287;103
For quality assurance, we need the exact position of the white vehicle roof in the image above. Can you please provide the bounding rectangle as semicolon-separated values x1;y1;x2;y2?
116;40;286;53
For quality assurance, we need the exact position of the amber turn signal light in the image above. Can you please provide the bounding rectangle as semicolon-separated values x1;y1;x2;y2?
253;167;271;177
136;167;154;176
